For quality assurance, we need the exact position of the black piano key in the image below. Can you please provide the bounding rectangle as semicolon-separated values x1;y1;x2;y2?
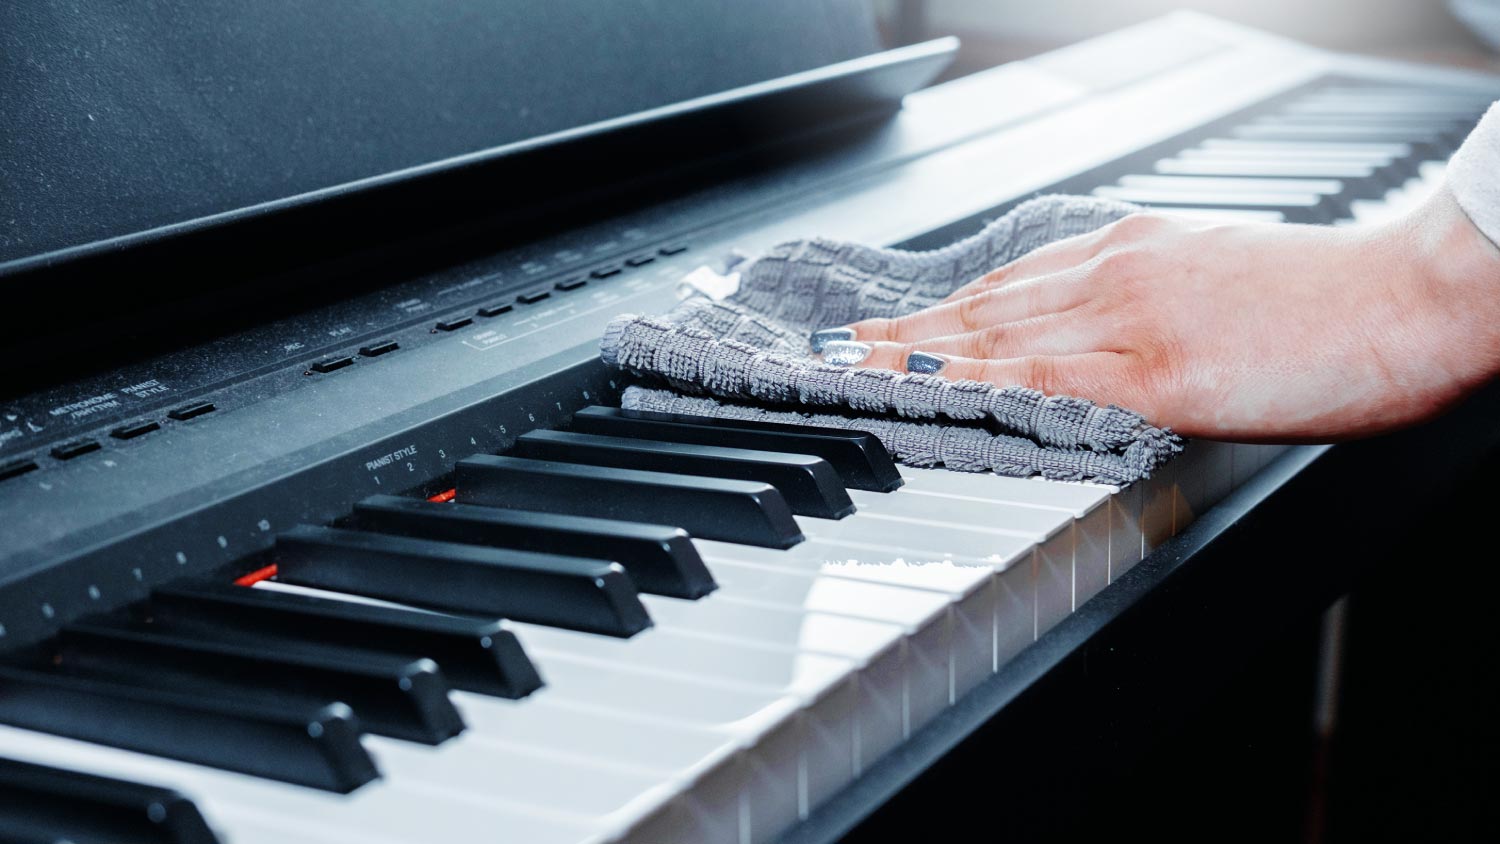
513;429;856;519
150;579;542;699
352;494;716;599
456;455;804;549
276;525;653;637
53;622;464;746
0;665;377;793
0;756;219;844
569;406;903;492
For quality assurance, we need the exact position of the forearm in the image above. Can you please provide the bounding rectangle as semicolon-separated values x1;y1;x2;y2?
1367;185;1500;426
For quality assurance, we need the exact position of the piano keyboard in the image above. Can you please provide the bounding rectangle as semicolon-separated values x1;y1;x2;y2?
0;408;1254;844
3;17;1498;844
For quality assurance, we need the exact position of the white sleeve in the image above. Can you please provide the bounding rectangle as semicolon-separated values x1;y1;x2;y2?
1447;101;1500;247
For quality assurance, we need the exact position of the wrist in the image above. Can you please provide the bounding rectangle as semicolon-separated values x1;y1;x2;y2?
1382;184;1500;397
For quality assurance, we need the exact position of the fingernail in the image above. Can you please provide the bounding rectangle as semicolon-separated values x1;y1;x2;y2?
809;327;855;353
906;351;947;374
820;340;872;366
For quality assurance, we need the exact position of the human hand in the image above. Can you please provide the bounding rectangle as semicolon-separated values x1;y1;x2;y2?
813;186;1500;441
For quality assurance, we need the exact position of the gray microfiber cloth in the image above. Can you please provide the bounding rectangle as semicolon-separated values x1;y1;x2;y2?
598;195;1184;485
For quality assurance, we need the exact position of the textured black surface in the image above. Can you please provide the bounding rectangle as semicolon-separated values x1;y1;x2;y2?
0;0;878;265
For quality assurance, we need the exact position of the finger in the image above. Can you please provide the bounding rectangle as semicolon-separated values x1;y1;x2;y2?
940;225;1113;303
818;315;1105;371
839;268;1092;346
915;351;1136;403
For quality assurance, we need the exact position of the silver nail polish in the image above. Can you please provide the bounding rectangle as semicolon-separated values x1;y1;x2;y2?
820;340;872;366
809;327;855;353
906;351;947;374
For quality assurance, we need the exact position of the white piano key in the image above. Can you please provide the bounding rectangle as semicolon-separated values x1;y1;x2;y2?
831;493;1064;632
1138;457;1178;556
641;596;908;771
1092;184;1325;209
513;624;856;706
701;559;954;736
841;489;1080;637
1156;155;1382;180
847;488;1064;538
1170;439;1234;530
894;466;1109;514
1107;481;1145;581
791;512;1022;564
1195;138;1412;159
888;468;1117;611
0;724;603;844
701;539;996;706
1117;174;1346;195
510;657;800;844
513;623;858;834
367;736;680;830
1152;207;1288;223
453;694;735;781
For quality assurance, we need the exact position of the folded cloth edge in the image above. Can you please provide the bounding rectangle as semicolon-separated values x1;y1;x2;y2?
621;386;1179;485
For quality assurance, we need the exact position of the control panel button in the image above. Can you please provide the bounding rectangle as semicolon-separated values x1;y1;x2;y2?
51;439;101;460
110;420;161;440
359;340;400;357
515;288;551;304
589;264;622;279
167;402;216;421
433;317;473;332
310;356;354;374
0;458;38;481
625;254;656;267
475;303;513;318
658;243;689;255
554;276;588;291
